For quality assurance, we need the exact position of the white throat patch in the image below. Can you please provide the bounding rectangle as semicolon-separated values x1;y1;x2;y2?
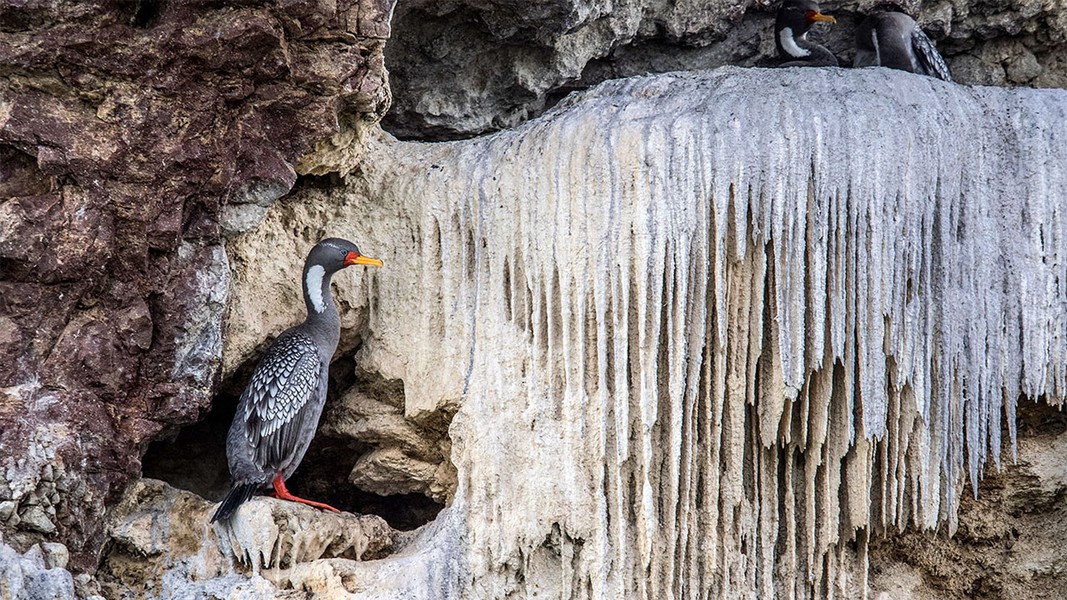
779;27;811;58
306;265;326;313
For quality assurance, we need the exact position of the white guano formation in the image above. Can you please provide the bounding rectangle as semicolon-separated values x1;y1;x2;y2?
232;66;1067;598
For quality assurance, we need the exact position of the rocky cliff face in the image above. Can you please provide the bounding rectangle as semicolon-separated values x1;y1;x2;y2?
0;0;393;570
2;1;1067;599
384;0;1067;139
106;68;1067;598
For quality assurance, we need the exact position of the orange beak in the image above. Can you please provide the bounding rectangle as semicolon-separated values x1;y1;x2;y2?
807;11;836;24
344;251;384;267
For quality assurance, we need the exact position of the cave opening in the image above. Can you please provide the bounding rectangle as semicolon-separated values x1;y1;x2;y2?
141;352;454;532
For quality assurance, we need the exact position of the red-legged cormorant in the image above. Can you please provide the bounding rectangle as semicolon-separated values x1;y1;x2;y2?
211;238;383;523
775;0;839;67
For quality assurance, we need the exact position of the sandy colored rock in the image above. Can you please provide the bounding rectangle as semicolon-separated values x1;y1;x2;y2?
40;542;70;571
350;447;441;497
869;404;1067;599
97;479;404;599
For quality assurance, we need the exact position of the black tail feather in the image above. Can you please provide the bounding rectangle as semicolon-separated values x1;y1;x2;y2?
210;481;261;523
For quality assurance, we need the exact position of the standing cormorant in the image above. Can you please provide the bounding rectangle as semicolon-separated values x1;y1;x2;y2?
854;6;952;81
211;238;383;523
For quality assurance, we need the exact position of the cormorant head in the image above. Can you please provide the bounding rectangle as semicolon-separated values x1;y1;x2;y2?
306;238;383;275
776;0;837;37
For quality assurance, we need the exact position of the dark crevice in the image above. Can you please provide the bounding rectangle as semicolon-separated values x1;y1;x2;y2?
133;0;161;28
142;352;453;532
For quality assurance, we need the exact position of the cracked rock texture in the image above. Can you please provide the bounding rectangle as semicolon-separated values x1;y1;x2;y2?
0;0;393;570
93;479;403;599
384;0;1067;139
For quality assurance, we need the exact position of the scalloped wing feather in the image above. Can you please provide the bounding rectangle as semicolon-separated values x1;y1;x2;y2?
912;27;952;81
240;332;322;470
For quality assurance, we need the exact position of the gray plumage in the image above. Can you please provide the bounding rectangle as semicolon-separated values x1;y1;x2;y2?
854;11;952;81
211;238;382;522
240;332;324;475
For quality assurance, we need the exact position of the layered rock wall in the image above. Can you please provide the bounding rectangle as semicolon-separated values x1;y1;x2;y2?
385;0;1067;138
0;0;393;568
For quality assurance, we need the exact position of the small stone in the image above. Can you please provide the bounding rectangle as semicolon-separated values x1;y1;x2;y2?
0;500;15;521
42;465;54;482
1006;50;1042;83
23;543;45;567
18;505;56;534
41;542;69;569
74;572;105;599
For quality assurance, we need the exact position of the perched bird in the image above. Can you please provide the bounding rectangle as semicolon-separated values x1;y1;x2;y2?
854;6;952;81
211;238;383;523
775;0;839;67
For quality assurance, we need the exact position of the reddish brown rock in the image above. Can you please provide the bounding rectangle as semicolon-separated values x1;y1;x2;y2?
0;0;393;571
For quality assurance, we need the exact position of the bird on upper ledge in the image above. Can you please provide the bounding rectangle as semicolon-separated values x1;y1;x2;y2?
211;238;383;523
774;0;840;67
853;4;953;81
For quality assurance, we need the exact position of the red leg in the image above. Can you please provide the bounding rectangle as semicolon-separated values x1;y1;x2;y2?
271;472;341;513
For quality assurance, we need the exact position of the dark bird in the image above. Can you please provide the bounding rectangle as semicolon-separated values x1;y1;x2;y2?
775;0;839;67
211;238;383;523
853;7;952;81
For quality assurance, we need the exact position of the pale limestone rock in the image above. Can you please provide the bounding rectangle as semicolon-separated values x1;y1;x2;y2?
0;502;15;522
98;479;403;599
325;390;439;460
0;541;78;600
17;506;54;535
350;447;440;496
220;66;1067;598
39;542;68;570
319;385;456;503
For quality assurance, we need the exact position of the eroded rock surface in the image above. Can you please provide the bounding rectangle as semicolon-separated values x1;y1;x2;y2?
319;371;457;504
0;0;393;569
0;539;88;600
96;479;404;599
219;68;1067;597
385;0;1067;139
869;402;1067;600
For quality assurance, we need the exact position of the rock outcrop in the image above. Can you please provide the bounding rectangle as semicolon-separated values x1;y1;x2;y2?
0;0;393;569
210;68;1067;597
384;0;1067;139
0;538;90;600
94;479;403;599
868;403;1067;599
